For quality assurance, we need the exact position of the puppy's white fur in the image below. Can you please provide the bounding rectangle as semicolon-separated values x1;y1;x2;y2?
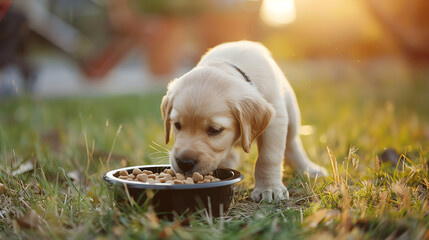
161;41;327;202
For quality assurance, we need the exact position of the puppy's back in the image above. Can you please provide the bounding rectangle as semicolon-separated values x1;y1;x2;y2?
198;41;271;68
198;41;288;102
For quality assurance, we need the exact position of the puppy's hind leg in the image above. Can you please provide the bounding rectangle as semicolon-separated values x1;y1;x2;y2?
284;93;327;177
285;136;327;177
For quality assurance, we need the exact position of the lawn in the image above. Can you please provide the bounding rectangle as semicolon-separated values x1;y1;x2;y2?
1;67;428;239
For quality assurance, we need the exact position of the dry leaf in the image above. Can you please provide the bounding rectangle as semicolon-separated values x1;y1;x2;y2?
306;231;337;240
324;210;341;223
112;225;125;236
17;210;40;229
0;183;5;194
304;209;328;228
380;148;403;170
86;190;99;204
158;226;174;238
145;208;160;229
41;129;62;151
423;228;429;240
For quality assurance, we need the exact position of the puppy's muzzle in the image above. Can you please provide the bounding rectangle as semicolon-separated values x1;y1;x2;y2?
176;157;196;172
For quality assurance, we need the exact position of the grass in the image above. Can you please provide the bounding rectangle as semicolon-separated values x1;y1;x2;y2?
1;67;428;239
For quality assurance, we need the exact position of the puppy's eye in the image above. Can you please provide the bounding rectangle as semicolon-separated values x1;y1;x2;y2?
208;127;223;136
174;122;181;130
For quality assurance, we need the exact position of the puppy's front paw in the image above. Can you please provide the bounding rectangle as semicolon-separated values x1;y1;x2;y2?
251;185;289;203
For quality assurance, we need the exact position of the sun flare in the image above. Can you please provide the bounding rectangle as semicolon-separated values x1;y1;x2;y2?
260;0;296;26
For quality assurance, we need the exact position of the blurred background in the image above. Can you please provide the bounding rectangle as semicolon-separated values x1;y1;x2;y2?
0;0;428;97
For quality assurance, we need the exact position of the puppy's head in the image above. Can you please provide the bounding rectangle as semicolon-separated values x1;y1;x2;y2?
161;67;274;175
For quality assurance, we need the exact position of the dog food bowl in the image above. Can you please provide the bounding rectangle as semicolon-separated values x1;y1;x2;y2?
103;164;243;218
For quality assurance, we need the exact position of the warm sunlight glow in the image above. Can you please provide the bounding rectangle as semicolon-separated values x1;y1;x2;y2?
300;125;315;136
260;0;296;26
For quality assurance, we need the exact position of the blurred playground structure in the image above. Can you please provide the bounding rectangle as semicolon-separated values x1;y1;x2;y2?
0;0;428;96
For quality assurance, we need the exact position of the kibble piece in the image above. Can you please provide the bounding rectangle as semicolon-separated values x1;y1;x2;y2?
147;179;155;183
137;173;148;182
176;173;185;180
166;169;175;176
127;178;134;181
173;179;184;184
148;174;156;179
119;175;128;180
128;174;136;179
166;180;174;184
204;175;214;180
163;169;169;173
197;181;204;184
212;178;221;182
203;179;211;183
143;170;153;175
154;179;161;183
132;168;142;175
184;177;194;184
159;173;168;178
119;170;128;176
192;172;204;183
163;174;173;181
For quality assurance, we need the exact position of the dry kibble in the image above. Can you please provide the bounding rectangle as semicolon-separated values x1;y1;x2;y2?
192;172;204;183
176;173;185;180
132;168;142;175
166;169;175;176
204;175;214;180
163;174;173;181
184;177;194;184
137;174;148;182
117;168;222;184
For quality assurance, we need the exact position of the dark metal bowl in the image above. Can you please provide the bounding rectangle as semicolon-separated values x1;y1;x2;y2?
103;164;243;218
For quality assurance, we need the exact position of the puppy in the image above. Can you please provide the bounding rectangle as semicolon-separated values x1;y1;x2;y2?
161;41;327;202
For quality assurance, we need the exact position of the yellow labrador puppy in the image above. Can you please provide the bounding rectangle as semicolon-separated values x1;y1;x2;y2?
161;41;327;202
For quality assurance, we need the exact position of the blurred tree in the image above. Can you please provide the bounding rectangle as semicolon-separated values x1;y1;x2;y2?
365;0;429;61
0;7;34;91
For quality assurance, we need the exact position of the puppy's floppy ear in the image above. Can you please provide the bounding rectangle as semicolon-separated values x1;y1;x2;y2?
160;93;173;144
231;95;275;153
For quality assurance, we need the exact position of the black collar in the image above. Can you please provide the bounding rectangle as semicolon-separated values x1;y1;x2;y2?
224;62;254;86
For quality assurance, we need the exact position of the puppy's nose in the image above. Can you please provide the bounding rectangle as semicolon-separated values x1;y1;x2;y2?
176;157;196;172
